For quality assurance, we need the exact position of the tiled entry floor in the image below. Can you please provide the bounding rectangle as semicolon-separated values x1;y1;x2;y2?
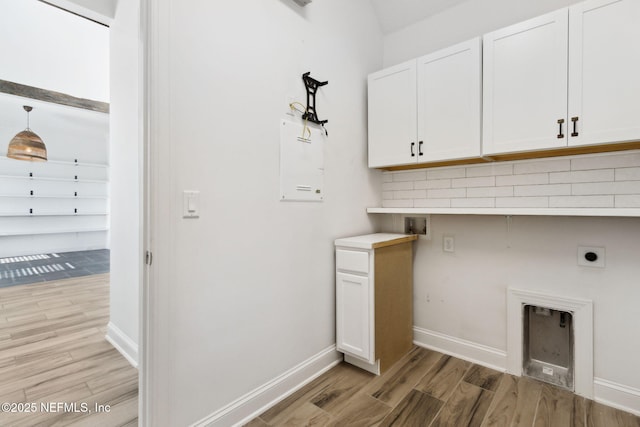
0;249;109;288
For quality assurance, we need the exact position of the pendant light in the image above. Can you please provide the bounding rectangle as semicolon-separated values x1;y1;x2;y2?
7;105;48;162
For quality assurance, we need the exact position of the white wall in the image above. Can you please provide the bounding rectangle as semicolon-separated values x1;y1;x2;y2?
400;213;640;389
383;0;582;67
107;0;141;365
0;0;109;102
147;0;383;425
381;0;640;413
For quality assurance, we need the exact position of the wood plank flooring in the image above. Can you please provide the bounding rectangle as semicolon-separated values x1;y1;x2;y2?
0;273;138;426
246;347;640;427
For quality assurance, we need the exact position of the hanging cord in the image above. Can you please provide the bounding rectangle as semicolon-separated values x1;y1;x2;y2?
288;102;312;139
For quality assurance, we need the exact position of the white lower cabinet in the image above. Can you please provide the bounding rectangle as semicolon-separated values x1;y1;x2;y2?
336;272;372;362
335;233;416;375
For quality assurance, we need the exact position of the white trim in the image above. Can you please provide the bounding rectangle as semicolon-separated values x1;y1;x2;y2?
190;345;342;427
367;207;640;217
344;354;380;375
507;288;593;398
413;326;507;372
594;377;640;416
105;321;139;368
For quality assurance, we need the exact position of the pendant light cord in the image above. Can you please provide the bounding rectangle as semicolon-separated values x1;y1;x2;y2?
23;106;33;131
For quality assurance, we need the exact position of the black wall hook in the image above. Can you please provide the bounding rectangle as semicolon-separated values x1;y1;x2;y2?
301;72;328;126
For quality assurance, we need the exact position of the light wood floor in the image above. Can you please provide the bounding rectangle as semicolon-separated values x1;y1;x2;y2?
0;273;138;426
246;346;640;427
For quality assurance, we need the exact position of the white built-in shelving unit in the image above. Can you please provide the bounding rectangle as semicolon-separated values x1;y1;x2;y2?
0;156;109;256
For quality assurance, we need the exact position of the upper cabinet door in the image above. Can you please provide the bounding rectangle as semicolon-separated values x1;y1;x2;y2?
483;9;569;155
417;38;482;162
368;60;417;168
568;0;640;147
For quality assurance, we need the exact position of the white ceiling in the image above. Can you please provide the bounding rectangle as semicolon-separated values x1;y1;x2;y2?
370;0;469;34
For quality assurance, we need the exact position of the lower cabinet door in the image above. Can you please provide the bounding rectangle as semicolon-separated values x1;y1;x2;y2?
336;272;373;362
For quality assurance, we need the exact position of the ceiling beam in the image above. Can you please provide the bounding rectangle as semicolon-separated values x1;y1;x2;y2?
0;80;109;114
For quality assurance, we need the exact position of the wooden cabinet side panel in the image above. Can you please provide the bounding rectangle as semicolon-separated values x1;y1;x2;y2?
374;242;414;373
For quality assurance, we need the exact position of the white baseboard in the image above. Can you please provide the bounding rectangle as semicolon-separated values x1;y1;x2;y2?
413;326;507;372
594;377;640;416
191;345;342;427
105;321;139;368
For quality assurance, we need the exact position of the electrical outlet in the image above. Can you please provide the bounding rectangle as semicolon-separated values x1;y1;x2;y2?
577;246;605;268
443;235;455;253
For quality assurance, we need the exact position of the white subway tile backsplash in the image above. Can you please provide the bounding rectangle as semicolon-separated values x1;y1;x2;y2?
414;198;451;208
426;168;466;180
496;173;549;186
513;158;570;174
392;171;427;182
427;188;466;199
549;195;614;208
394;190;427;199
382;199;414;208
377;152;640;213
451;198;495;208
452;176;495;188
382;181;413;192
571;152;640;171
549;169;614;184
414;179;451;190
572;181;640;196
514;184;571;197
496;197;548;208
615;167;640;181
615;195;640;208
465;163;513;177
467;186;514;198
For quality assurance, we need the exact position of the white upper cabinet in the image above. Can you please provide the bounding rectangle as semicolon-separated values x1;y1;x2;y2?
568;0;640;147
483;9;569;155
368;38;482;168
369;0;640;166
417;38;482;162
368;60;417;168
484;0;640;155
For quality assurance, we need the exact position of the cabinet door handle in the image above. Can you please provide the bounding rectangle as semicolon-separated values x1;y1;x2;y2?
571;116;579;137
410;142;415;157
418;141;424;156
557;119;565;139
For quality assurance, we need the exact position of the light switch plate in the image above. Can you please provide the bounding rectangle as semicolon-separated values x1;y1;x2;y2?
183;190;200;218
